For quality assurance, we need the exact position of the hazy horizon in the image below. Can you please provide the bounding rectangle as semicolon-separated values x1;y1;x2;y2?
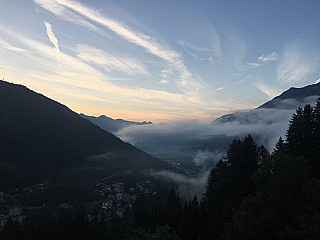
1;0;320;123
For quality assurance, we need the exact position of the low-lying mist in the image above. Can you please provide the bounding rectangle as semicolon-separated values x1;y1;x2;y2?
117;97;319;154
117;108;292;153
150;149;223;199
117;97;319;199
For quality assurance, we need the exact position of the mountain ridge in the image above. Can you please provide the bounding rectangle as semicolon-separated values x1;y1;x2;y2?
258;82;320;109
80;113;152;133
0;80;175;191
213;82;320;125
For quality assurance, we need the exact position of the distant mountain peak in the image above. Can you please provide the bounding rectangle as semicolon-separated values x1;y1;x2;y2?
80;113;152;133
212;82;320;125
258;82;320;109
97;115;112;120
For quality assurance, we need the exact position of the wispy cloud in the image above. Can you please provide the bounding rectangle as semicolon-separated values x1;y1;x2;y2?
158;69;172;84
158;79;170;84
0;25;171;97
208;26;222;58
159;69;172;79
224;29;247;71
1;24;232;123
254;82;279;99
35;0;99;32
215;87;225;91
178;25;222;60
247;62;260;68
245;52;278;70
51;0;180;62
258;52;279;62
277;42;318;84
44;21;60;60
34;0;210;97
0;38;27;53
77;44;148;76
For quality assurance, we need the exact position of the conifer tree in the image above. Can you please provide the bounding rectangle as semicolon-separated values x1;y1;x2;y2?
309;98;320;178
286;107;304;155
286;104;314;159
312;98;320;160
163;188;182;230
204;159;228;213
284;101;320;177
258;145;270;161
273;136;285;155
204;135;264;239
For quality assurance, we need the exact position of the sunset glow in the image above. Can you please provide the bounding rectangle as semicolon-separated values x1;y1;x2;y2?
1;0;319;122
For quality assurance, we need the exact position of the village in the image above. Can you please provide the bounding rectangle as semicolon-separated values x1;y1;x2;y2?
87;179;157;220
0;191;25;230
0;178;158;231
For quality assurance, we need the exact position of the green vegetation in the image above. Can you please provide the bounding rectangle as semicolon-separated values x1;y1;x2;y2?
215;98;320;239
127;98;320;239
1;80;320;239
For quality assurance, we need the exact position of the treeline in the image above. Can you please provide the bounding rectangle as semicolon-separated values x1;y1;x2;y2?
0;209;133;240
1;99;320;239
133;134;268;239
131;98;320;239
223;99;320;240
206;99;320;239
0;193;181;240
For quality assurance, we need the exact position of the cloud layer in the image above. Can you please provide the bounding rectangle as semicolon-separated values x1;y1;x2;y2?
117;97;319;157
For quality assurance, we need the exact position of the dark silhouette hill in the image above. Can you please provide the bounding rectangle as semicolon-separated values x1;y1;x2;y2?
0;80;174;191
213;82;320;125
80;113;152;133
259;82;320;109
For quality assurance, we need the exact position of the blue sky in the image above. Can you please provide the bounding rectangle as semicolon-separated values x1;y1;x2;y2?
0;0;319;122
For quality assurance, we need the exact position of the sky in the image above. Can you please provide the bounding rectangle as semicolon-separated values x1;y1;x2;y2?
0;0;319;123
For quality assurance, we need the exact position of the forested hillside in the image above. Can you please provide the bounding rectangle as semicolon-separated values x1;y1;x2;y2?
122;98;320;239
127;98;320;239
0;81;174;190
2;96;320;239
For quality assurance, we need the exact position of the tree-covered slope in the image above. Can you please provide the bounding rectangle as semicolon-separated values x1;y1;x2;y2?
0;80;173;190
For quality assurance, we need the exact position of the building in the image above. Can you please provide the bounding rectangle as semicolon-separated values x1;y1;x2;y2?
0;205;25;230
102;200;113;210
115;208;124;218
